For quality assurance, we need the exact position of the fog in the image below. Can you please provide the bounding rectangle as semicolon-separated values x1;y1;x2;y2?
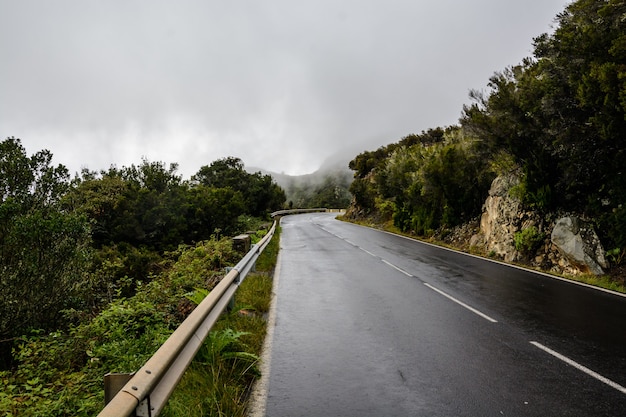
0;0;569;177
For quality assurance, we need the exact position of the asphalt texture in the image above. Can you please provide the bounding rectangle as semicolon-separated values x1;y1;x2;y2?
256;213;626;416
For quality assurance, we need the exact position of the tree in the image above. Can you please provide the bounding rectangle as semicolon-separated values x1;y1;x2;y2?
462;0;626;216
533;0;626;211
193;157;285;216
0;137;91;367
186;186;246;239
307;175;352;208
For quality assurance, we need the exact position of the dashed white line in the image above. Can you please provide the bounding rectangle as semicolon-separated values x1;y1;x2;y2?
423;283;498;323
382;259;413;277
360;247;377;257
530;341;626;395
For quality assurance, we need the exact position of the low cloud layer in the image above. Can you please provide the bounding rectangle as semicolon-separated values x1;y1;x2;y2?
1;0;567;177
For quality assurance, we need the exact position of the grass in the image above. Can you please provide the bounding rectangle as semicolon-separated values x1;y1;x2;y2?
566;273;626;293
163;225;280;417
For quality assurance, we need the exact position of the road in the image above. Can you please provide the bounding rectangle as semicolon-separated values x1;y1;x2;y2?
253;212;626;416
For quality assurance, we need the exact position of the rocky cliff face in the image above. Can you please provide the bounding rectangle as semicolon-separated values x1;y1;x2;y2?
471;174;607;276
474;173;523;262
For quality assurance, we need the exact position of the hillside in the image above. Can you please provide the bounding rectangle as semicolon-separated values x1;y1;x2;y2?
248;153;353;209
344;0;626;288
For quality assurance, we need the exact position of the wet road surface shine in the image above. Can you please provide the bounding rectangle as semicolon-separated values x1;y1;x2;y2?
259;213;626;416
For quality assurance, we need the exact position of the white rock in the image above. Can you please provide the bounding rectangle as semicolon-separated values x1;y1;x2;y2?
551;216;607;275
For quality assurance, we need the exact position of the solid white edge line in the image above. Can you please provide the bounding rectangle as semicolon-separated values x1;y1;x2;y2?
246;238;282;416
382;259;413;277
530;341;626;395
423;282;498;323
341;220;626;299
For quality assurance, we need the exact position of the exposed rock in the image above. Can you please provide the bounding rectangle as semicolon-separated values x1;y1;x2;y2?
478;173;525;262
551;216;608;275
469;233;484;248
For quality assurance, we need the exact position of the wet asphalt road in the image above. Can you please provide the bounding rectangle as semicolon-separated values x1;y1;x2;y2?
259;213;626;416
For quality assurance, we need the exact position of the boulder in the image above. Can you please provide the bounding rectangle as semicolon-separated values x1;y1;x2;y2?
550;216;607;275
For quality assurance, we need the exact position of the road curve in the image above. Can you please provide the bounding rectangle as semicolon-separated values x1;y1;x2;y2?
251;213;626;416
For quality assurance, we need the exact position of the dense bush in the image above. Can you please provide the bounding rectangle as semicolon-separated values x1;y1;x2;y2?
0;237;240;416
350;128;494;234
0;137;285;369
0;138;92;367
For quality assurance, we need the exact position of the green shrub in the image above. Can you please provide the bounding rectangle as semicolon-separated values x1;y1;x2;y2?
0;236;240;416
514;226;545;255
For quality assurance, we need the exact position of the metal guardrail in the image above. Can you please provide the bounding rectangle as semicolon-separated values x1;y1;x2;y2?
270;208;328;218
97;221;277;417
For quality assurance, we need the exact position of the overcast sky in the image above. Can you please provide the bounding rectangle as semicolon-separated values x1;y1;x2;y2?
1;0;569;178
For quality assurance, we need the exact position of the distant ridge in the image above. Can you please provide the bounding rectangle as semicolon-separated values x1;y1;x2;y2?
246;152;354;208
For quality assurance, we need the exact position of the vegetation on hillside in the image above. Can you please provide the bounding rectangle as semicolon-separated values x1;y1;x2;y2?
0;233;278;416
0;136;285;414
270;164;353;210
346;0;626;272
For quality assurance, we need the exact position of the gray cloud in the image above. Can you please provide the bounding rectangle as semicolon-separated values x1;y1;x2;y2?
0;0;568;177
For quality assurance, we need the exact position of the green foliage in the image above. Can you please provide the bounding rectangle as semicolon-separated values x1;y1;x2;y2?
87;242;163;303
196;329;259;374
284;168;353;209
186;288;210;306
163;328;259;417
0;136;279;413
163;229;279;417
67;156;284;253
461;0;626;222
348;129;445;181
514;226;545;255
249;229;268;244
599;204;626;252
186;185;246;239
58;155;283;314
348;0;626;253
254;225;280;273
606;248;625;266
0;236;239;416
348;146;390;179
306;176;351;208
509;181;552;211
0;137;92;367
350;128;494;235
348;177;376;213
0;210;91;331
193;157;285;217
374;197;395;221
69;161;188;250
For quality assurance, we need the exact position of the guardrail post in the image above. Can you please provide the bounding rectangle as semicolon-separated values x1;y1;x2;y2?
104;373;133;405
232;234;251;254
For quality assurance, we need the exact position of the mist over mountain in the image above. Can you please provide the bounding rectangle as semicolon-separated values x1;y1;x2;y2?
247;150;355;209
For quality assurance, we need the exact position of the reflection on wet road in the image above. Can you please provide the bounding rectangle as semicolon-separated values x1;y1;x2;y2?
256;213;626;417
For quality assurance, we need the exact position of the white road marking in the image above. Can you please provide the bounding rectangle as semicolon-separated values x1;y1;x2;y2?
423;283;498;323
530;341;626;395
382;259;413;277
360;247;377;257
